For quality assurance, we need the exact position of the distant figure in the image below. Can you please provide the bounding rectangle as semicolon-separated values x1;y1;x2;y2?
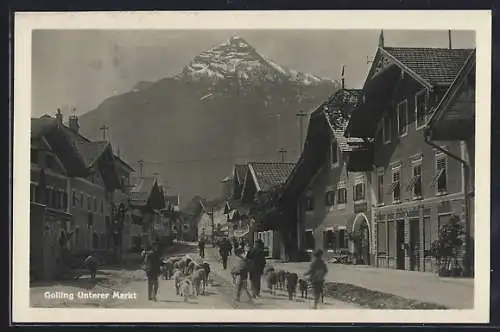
219;238;231;270
198;238;205;259
143;243;162;301
246;239;266;298
304;249;328;309
83;252;98;280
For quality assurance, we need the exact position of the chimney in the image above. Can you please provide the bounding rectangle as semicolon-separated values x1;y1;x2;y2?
68;108;80;133
378;30;385;48
55;108;63;126
341;65;345;90
448;30;452;49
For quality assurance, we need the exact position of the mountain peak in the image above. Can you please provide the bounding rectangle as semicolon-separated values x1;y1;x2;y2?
178;36;331;86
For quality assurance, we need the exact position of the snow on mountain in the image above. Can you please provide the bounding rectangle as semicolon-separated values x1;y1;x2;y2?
178;35;332;86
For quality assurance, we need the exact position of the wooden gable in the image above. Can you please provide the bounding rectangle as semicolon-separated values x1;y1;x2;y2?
366;48;395;83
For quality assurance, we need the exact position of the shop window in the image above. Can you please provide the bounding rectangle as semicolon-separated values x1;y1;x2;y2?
323;230;335;250
376;222;387;255
338;229;347;249
336;187;347;205
411;162;422;199
423;216;432;257
392;167;401;202
435;152;448;194
377;171;384;205
397;99;408;136
325;190;335;206
415;89;428;129
305;230;315;250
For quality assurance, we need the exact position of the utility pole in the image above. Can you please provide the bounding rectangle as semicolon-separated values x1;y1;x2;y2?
296;111;308;154
448;30;452;49
99;124;109;141
278;148;287;162
137;160;144;177
210;206;215;247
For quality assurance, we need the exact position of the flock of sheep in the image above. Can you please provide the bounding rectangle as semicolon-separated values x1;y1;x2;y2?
160;255;211;302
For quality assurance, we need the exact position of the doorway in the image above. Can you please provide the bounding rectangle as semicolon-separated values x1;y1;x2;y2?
409;218;420;271
396;220;405;270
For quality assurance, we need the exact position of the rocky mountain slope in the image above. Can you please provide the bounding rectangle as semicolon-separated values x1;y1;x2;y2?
78;36;339;205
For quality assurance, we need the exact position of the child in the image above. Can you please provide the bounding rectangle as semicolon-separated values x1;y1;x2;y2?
231;248;254;304
304;249;328;309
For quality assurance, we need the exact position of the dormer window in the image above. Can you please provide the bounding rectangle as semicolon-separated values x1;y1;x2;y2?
397;99;408;137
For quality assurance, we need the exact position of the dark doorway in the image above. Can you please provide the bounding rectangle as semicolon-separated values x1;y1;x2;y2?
409;218;420;271
357;221;371;265
396;220;405;270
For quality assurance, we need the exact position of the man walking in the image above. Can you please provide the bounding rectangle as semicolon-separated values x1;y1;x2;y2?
198;238;205;259
144;243;162;301
304;249;328;309
83;252;98;280
219;238;231;270
246;239;266;298
231;248;254;304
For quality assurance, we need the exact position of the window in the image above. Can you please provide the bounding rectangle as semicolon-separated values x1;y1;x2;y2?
325;190;335;206
435;152;448;193
353;177;366;202
323;230;335;250
336;187;347;205
305;230;315;250
100;200;104;213
383;114;392;143
87;212;94;227
388;221;395;256
392;167;401;202
377;172;384;204
72;190;77;207
411;162;422;198
397;99;408;136
376;222;387;255
94;197;98;212
87;195;92;211
330;140;339;167
305;195;314;212
415;90;428;129
31;149;39;164
80;193;84;208
423;216;432;257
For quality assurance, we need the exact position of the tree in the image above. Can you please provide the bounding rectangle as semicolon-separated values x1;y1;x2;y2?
249;184;285;231
430;214;465;277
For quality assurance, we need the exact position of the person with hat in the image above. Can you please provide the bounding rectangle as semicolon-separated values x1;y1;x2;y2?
304;249;328;309
143;242;162;301
245;239;266;298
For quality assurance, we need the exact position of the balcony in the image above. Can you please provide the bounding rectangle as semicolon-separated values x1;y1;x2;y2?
353;200;368;214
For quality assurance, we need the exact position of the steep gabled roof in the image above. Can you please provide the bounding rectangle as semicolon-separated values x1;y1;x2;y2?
319;88;365;152
31;116;56;139
382;47;473;87
247;162;296;192
426;49;476;131
234;164;248;184
60;127;109;168
129;176;156;205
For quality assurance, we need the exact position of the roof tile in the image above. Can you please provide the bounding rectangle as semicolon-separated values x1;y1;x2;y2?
249;162;296;192
383;47;474;86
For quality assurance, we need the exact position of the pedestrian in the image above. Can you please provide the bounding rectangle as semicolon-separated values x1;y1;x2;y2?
198;238;205;259
231;247;254;304
246;239;266;298
219;238;231;270
304;249;328;309
143;243;162;301
83;252;98;280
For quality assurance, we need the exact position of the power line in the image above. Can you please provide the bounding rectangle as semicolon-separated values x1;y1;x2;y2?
131;151;296;166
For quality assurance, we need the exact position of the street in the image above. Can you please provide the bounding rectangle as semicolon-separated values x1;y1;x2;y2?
30;243;359;309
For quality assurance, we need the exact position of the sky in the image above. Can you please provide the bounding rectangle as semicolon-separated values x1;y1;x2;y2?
31;29;475;118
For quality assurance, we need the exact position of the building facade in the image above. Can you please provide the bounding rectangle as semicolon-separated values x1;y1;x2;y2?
346;40;475;273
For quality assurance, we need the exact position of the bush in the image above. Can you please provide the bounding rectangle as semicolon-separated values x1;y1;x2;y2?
430;214;465;277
